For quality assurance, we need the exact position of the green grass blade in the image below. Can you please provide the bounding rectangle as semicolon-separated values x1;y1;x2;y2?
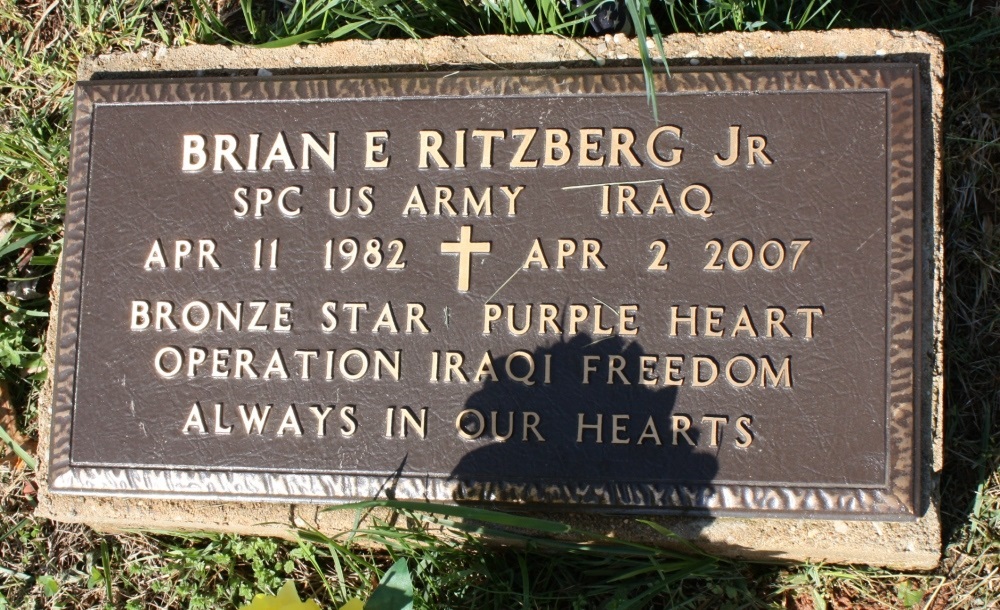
0;517;30;545
0;424;36;471
329;500;573;534
622;0;662;122
100;538;112;601
0;233;43;259
254;29;326;48
635;519;705;554
325;20;376;41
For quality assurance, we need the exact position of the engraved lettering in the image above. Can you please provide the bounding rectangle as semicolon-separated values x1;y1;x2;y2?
365;130;390;168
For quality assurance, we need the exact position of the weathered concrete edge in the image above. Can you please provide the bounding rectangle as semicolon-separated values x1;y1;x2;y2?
38;30;945;570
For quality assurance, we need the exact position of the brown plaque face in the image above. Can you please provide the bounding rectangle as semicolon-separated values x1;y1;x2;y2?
50;66;922;518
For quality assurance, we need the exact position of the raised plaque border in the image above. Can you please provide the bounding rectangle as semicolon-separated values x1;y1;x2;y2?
49;64;921;518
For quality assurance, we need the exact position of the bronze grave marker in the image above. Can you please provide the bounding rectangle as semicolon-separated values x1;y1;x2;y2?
49;65;923;518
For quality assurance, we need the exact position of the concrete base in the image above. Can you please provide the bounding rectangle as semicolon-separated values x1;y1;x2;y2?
37;30;945;569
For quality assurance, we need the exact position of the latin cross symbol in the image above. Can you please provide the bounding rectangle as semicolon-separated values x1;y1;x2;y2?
440;225;492;292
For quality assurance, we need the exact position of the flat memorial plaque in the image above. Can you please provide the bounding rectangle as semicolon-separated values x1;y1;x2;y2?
49;65;922;518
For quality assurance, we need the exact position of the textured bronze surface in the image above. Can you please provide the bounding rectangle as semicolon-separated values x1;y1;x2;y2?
50;66;922;517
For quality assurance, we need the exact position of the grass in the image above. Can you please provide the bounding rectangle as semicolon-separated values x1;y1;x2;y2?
1;0;999;607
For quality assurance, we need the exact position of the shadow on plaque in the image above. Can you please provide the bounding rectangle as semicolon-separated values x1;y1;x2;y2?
447;334;719;539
